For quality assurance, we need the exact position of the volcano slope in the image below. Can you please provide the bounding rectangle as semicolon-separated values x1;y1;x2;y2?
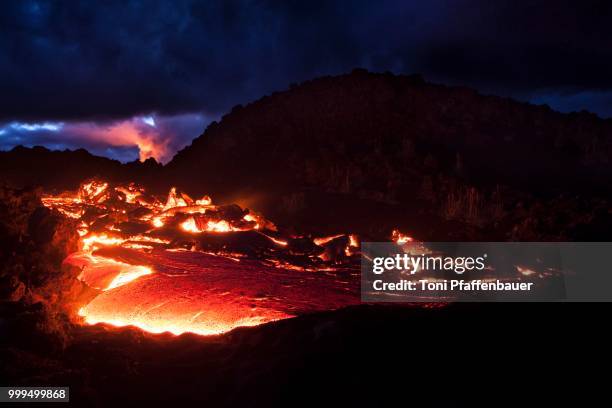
166;69;612;241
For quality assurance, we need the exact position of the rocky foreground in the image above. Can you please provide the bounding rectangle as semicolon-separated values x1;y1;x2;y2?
0;186;610;407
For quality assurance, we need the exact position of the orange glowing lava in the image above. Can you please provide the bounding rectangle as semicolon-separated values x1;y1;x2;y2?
391;229;414;244
46;180;365;336
314;234;344;246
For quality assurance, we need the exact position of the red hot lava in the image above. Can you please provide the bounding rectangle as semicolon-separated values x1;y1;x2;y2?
43;180;366;335
44;180;551;335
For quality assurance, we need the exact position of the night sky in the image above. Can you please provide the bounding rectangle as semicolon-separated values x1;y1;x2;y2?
1;0;611;163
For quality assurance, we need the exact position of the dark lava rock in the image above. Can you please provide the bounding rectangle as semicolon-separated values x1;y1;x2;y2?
0;186;82;350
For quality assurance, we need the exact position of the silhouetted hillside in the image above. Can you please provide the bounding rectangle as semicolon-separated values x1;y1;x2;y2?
0;146;163;192
165;70;612;239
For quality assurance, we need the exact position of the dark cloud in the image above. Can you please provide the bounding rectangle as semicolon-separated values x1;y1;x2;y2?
1;0;612;122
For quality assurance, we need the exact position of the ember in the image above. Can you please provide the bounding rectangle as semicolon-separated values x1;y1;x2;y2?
392;229;413;244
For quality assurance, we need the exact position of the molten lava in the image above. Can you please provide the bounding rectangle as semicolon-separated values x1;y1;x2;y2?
73;249;357;335
391;229;414;244
44;179;552;336
44;180;363;336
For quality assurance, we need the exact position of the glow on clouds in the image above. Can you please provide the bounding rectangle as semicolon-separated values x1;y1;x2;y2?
0;113;209;164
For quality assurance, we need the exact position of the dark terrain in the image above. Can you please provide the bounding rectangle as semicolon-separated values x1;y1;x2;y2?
0;146;163;193
1;71;611;406
4;71;612;240
0;189;606;406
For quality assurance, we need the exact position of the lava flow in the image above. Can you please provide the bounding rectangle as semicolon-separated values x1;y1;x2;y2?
43;180;365;335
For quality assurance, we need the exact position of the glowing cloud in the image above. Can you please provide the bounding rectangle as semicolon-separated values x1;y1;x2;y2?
0;113;210;164
67;119;169;162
